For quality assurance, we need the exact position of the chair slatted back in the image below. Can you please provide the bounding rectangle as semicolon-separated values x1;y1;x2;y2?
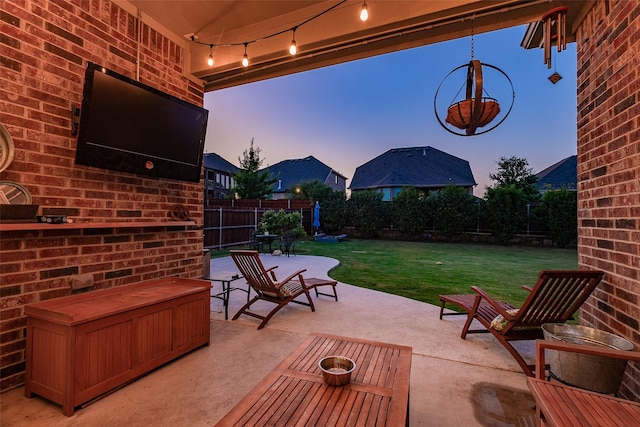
512;270;604;329
230;250;280;297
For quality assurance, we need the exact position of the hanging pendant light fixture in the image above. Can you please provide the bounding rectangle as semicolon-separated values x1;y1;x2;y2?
242;42;249;67
207;44;214;67
542;7;568;69
360;2;369;21
434;19;514;137
289;28;297;55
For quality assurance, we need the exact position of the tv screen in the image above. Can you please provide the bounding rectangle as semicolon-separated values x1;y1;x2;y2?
75;62;208;182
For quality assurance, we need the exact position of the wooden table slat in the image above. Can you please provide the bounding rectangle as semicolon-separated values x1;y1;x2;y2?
215;333;411;427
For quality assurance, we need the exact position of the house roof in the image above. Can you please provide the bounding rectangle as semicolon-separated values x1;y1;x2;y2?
263;156;345;193
536;155;577;191
349;146;476;190
203;152;239;174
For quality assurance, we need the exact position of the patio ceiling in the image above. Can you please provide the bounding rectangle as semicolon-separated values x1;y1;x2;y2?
123;0;593;91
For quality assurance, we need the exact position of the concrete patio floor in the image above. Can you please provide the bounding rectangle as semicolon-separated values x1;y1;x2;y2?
1;254;538;426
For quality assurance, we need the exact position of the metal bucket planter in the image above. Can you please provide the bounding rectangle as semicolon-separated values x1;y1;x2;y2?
542;323;634;394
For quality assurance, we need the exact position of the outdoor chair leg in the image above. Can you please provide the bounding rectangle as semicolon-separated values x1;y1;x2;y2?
461;295;482;339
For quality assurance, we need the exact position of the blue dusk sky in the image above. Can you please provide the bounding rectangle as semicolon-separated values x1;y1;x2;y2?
204;26;577;197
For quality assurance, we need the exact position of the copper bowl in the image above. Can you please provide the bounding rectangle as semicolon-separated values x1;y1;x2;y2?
318;356;355;386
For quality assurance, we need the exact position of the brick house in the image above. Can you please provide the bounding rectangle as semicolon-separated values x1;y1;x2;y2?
350;146;476;201
263;156;347;200
1;0;639;401
535;155;577;193
203;152;239;201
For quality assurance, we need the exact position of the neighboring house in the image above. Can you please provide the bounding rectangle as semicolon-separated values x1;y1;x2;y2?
263;156;347;200
350;146;476;201
535;155;577;193
203;152;239;201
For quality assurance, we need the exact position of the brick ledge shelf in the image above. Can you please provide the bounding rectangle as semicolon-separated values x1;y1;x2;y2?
0;221;196;232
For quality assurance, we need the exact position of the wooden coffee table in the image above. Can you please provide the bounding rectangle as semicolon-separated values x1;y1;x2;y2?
215;333;412;426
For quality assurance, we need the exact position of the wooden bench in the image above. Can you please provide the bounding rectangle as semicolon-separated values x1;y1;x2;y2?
25;278;211;416
527;340;640;426
215;333;412;426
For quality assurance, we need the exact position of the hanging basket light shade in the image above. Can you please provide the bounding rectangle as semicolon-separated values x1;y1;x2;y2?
434;59;514;137
445;60;499;135
446;97;500;130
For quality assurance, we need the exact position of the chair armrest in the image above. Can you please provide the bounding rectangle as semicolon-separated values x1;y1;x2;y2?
277;269;308;288
264;266;278;281
470;286;515;318
535;339;640;379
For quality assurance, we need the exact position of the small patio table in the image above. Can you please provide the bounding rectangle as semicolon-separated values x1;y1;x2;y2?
207;271;249;320
254;233;280;253
214;332;412;426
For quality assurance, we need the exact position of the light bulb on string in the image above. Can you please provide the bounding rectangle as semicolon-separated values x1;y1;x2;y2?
242;43;249;67
207;44;214;66
289;28;297;55
360;2;368;21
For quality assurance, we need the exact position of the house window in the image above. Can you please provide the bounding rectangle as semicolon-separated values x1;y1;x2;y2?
381;188;392;201
335;174;338;185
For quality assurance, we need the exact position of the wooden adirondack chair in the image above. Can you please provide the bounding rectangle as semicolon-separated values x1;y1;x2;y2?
230;250;337;329
438;270;604;376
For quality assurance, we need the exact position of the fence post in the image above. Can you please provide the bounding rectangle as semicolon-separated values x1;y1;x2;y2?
218;207;223;250
254;208;258;229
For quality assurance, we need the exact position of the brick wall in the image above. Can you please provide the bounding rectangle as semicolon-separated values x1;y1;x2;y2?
576;0;640;400
1;0;205;391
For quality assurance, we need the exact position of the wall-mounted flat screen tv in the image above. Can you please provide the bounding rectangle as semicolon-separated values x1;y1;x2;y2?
75;62;208;183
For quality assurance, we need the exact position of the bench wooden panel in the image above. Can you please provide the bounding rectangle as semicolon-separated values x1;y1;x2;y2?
25;278;211;416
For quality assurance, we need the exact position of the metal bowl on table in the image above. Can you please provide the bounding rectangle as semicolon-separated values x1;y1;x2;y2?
318;356;355;386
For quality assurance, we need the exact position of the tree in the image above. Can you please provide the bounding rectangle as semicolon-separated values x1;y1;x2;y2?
347;191;387;238
536;189;577;248
319;190;348;235
293;182;348;235
232;139;276;199
392;187;428;234
290;180;334;201
485;185;528;244
488;156;540;201
428;185;476;239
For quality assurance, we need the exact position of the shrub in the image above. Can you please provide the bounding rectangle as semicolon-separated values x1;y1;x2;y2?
258;210;306;237
347;191;387;238
318;191;348;235
485;185;527;244
392;187;428;234
428;185;476;239
536;189;577;248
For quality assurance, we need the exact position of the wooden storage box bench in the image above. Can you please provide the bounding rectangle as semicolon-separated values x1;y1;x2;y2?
24;277;211;416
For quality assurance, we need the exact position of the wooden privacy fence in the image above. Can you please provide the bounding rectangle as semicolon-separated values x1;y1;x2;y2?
204;199;314;250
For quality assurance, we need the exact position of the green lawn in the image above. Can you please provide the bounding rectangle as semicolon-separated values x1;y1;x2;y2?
212;239;577;308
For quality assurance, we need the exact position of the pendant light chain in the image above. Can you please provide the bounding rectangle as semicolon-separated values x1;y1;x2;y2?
470;16;475;60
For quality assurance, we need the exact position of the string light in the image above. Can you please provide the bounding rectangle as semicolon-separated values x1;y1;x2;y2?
207;44;214;66
360;2;368;21
289;28;297;56
189;0;352;67
242;42;249;67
